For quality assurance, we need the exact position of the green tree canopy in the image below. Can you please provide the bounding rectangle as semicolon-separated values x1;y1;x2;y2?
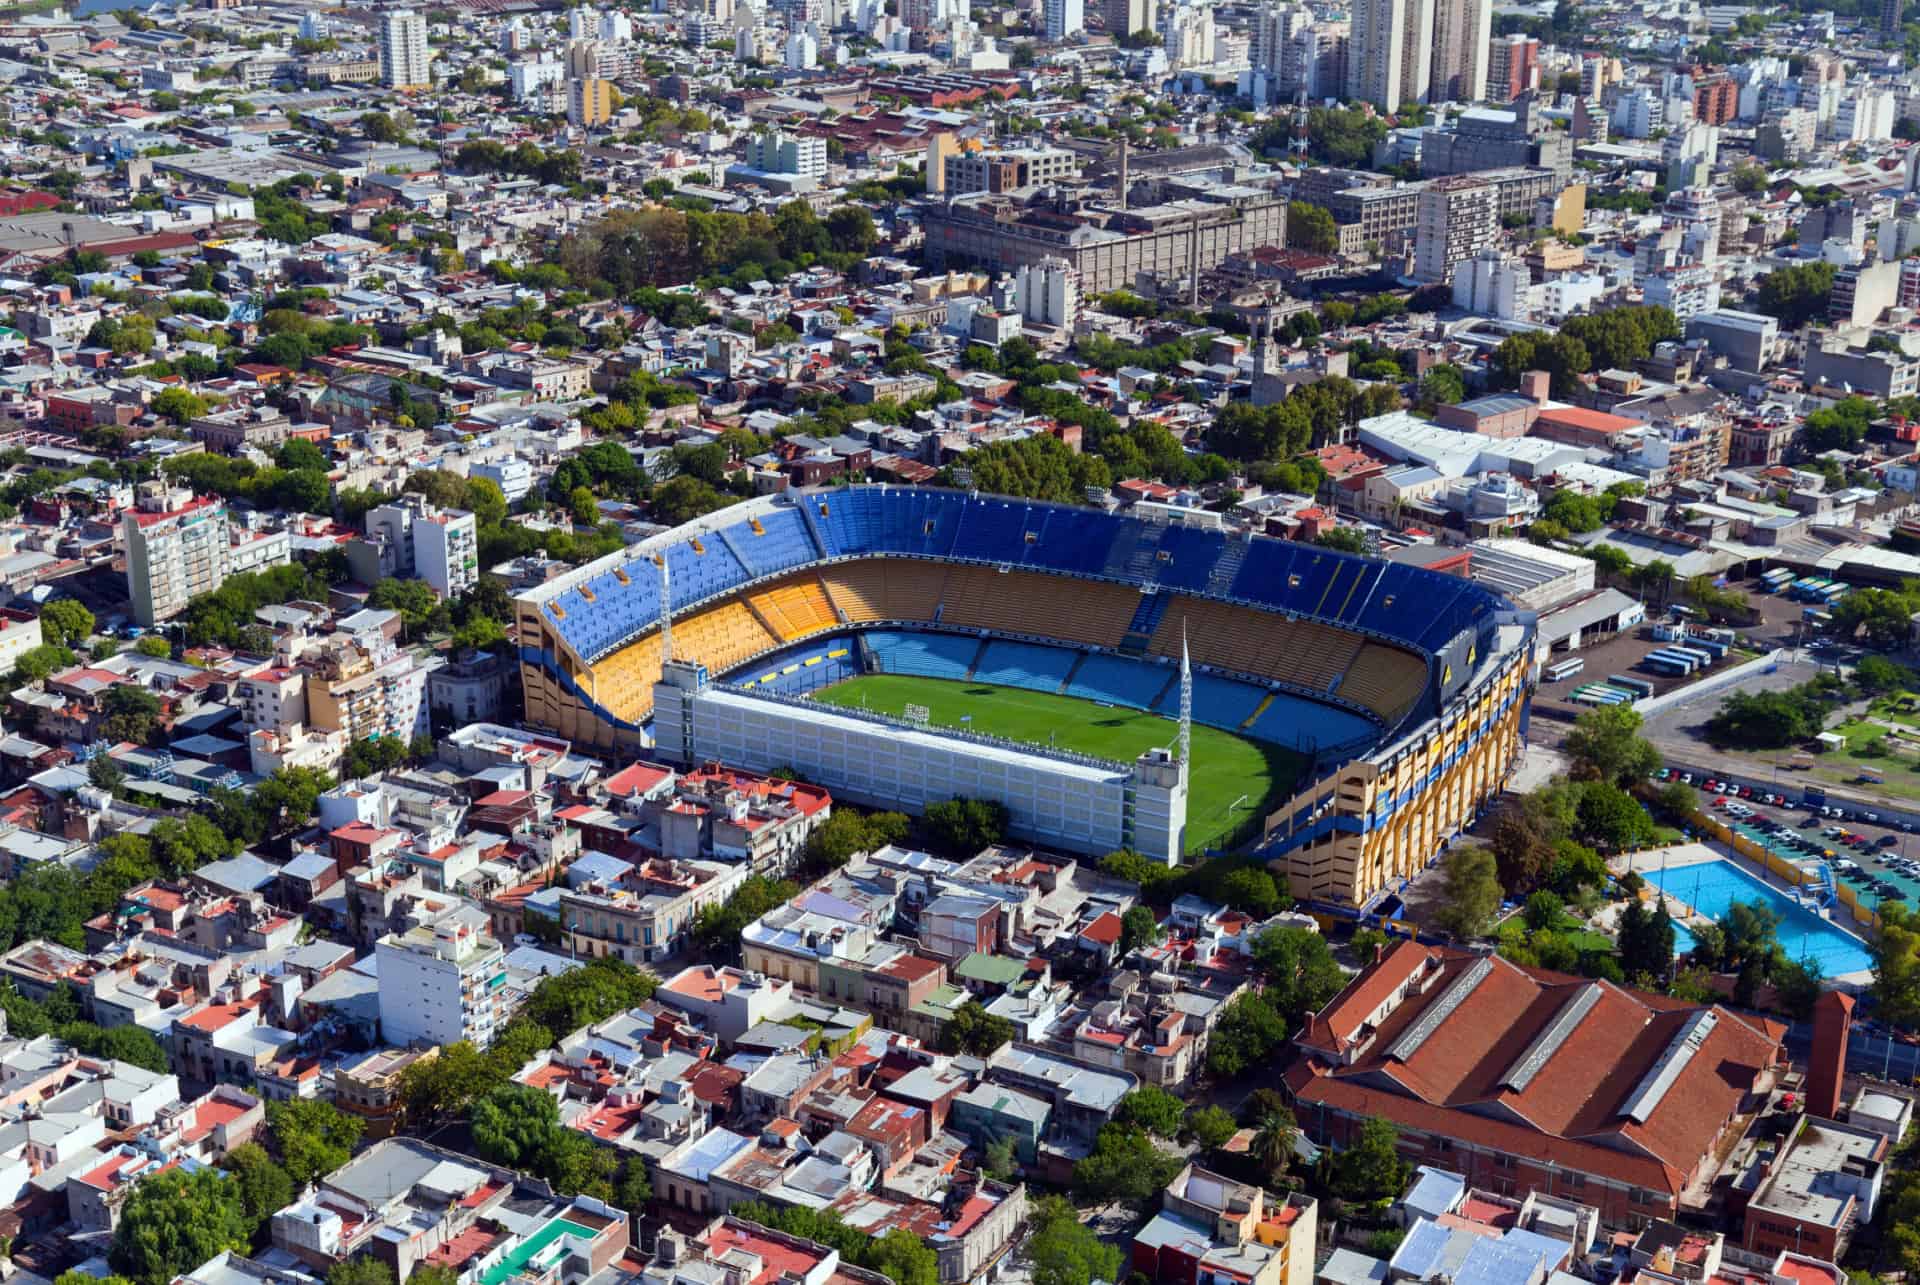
110;1167;255;1285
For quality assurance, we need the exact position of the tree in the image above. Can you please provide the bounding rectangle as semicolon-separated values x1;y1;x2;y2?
1434;845;1502;939
1755;261;1837;329
328;1260;395;1285
38;600;93;650
1185;1103;1237;1151
923;797;1009;857
1248;1107;1299;1180
1523;890;1564;933
1205;991;1287;1077
1118;904;1161;955
941;1000;1015;1055
1287;201;1339;254
1574;781;1655;851
1563;704;1660;785
1854;655;1914;695
1707;685;1828;748
1332;1117;1408;1202
521;956;658;1038
1217;866;1283;915
805;808;910;869
103;684;164;747
1418;365;1466;407
1617;900;1675;982
1871;901;1920;1029
151;387;209;425
1026;1196;1122;1285
472;1083;562;1169
222;1143;295;1228
267;1098;363;1187
110;1167;254;1285
1073;1124;1182;1203
134;636;171;658
1250;926;1345;1017
1316;527;1370;554
865;1231;938;1285
1114;1085;1186;1138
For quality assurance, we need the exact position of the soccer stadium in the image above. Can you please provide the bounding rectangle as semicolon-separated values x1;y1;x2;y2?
514;486;1536;909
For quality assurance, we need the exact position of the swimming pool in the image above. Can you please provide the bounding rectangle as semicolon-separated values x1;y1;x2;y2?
1647;856;1874;977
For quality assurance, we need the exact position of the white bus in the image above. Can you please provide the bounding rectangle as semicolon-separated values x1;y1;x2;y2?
1545;657;1586;682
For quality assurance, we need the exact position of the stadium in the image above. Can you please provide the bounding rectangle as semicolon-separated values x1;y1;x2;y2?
514;485;1536;909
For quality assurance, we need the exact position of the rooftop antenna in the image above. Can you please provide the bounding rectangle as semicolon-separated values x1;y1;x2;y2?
658;555;673;665
1290;86;1310;160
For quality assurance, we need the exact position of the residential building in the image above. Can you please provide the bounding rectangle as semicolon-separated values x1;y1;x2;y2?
1428;0;1490;105
745;130;828;180
1133;1166;1318;1285
1413;177;1498;284
375;906;511;1050
353;493;479;599
1486;34;1538;101
124;483;228;628
378;9;431;88
1045;0;1084;40
559;857;747;964
945;146;1080;195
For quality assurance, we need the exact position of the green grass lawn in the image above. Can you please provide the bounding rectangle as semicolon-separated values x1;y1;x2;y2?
810;674;1305;855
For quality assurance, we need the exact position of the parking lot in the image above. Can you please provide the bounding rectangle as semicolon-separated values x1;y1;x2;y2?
1661;767;1920;909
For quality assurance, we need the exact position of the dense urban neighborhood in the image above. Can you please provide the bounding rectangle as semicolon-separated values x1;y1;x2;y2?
3;1;1920;1285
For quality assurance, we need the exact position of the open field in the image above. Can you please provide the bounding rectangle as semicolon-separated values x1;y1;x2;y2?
810;674;1305;854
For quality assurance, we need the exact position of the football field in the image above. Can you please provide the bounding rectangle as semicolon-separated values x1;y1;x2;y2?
810;674;1305;855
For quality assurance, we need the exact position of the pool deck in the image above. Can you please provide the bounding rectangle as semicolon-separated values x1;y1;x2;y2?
1619;843;1875;988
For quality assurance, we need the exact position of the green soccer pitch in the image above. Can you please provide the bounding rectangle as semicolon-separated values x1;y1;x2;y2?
809;674;1308;855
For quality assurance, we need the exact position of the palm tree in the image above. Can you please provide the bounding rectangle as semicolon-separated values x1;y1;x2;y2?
1249;1108;1299;1180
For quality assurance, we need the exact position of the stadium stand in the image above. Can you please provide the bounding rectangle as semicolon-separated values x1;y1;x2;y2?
737;640;859;696
1159;673;1266;727
587;632;666;724
1245;694;1381;753
820;560;947;624
728;508;822;577
1337;643;1432;723
864;631;978;681
937;566;1135;648
748;576;840;642
972;640;1079;690
516;487;1532;913
1068;653;1174;708
669;601;778;678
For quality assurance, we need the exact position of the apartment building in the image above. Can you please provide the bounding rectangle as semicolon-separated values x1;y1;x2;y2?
559;857;748;963
379;8;430;88
352;493;478;598
375;905;510;1049
123;484;228;627
944;146;1080;196
1413;177;1498;284
303;628;432;745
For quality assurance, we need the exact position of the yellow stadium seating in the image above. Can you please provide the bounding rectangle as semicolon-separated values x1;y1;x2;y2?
749;576;840;641
938;566;1136;648
1339;643;1430;722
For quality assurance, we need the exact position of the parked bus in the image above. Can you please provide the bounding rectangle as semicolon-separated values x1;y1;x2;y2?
1545;657;1586;682
1761;568;1794;591
1608;675;1656;698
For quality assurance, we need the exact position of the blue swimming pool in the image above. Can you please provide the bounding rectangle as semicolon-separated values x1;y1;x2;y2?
1647;857;1874;977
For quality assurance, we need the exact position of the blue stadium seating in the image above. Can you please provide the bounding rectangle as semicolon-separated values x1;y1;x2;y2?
1244;695;1380;754
1157;673;1265;728
973;641;1078;689
1150;525;1227;593
544;487;1514;677
549;565;664;662
1067;653;1171;707
864;630;978;681
727;508;820;577
664;537;750;607
734;637;860;697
